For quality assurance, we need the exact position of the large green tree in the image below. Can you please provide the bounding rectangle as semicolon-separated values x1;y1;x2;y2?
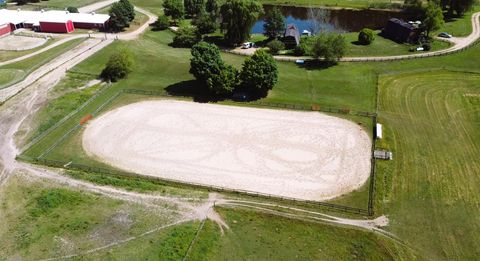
240;49;278;97
263;7;285;39
190;42;238;95
220;0;263;45
120;0;135;22
109;2;131;32
312;33;346;63
101;49;134;82
439;0;475;16
206;0;219;14
163;0;185;24
423;3;444;37
184;0;205;17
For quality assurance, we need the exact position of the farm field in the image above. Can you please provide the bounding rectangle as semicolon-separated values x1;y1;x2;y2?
0;174;186;259
4;0;480;259
376;71;480;259
0;38;85;89
188;207;416;260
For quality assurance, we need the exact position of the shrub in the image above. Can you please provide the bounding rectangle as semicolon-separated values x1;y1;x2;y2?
312;33;346;63
100;49;134;82
422;43;431;51
293;43;307;56
358;28;375;45
153;15;170;31
67;7;79;13
172;27;201;47
267;39;285;55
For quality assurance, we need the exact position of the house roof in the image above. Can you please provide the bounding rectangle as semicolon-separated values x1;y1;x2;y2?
0;9;110;26
284;24;300;45
388;18;416;31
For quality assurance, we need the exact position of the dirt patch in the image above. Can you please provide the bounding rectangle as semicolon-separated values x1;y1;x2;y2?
0;35;48;51
82;100;371;201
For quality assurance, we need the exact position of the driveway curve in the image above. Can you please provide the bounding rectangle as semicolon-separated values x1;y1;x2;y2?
228;11;480;62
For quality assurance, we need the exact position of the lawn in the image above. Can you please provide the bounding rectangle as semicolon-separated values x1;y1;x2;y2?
343;31;451;57
188;207;416;260
11;0;99;10
0;38;85;89
375;70;480;260
0;175;182;259
436;5;480;37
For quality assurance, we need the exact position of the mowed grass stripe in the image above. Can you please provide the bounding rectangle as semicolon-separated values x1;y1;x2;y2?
377;71;480;260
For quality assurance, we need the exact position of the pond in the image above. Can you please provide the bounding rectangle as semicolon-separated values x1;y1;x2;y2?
251;5;416;34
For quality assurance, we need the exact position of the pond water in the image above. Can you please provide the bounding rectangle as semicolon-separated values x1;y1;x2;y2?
251;5;415;34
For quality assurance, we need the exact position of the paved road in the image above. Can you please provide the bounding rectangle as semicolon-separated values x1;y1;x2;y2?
229;11;480;62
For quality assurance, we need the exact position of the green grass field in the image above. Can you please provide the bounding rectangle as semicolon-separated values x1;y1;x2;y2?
10;0;99;10
189;207;416;260
0;38;85;89
14;4;480;258
0;175;183;259
375;71;480;259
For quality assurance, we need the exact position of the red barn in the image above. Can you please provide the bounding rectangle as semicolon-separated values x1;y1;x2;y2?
0;23;13;37
39;19;74;34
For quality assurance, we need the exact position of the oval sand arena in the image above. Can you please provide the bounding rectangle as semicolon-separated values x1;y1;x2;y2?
83;100;372;201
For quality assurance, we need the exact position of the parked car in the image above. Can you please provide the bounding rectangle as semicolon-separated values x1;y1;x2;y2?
438;32;453;38
241;42;254;49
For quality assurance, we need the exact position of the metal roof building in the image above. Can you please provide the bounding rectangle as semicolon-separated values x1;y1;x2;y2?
0;9;110;35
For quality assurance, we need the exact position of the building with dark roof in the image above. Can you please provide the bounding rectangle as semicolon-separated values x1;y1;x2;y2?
283;24;300;48
382;18;421;43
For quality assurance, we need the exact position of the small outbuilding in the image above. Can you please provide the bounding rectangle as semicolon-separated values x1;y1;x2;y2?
376;123;383;139
382;18;421;43
283;24;300;48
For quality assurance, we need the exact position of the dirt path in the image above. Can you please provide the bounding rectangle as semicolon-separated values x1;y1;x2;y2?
229;11;480;62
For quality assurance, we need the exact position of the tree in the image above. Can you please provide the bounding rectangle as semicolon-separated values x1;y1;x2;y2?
220;0;263;45
153;15;170;30
439;0;475;16
195;14;218;34
206;0;219;14
109;2;131;32
240;49;278;97
190;42;238;96
266;39;285;54
263;7;285;39
67;7;79;13
120;0;135;22
163;0;185;24
358;28;375;45
423;3;444;37
172;27;201;47
184;0;205;17
312;33;346;63
101;49;134;82
207;64;238;95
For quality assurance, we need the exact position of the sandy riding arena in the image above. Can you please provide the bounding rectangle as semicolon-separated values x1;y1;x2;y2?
82;100;372;201
0;35;48;51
